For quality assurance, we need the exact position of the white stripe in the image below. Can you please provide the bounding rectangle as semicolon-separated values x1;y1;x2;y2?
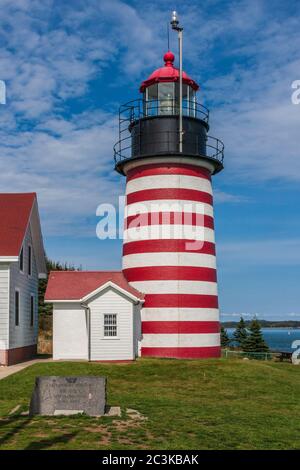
142;308;220;322
124;225;215;242
126;200;214;218
123;252;216;269
142;333;220;348
123;156;215;175
126;175;212;196
130;280;218;295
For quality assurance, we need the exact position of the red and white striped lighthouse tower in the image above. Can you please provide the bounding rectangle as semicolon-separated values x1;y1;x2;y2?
114;18;224;359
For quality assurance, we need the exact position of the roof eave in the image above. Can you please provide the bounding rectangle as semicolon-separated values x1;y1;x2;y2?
0;256;19;262
45;281;145;305
140;77;199;93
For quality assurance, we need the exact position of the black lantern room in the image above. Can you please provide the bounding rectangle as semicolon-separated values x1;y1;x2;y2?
114;51;224;175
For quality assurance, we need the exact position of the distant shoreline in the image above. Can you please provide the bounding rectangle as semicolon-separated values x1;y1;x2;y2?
221;320;300;329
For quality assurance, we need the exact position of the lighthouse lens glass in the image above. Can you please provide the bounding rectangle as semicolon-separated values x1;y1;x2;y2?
175;83;194;117
158;83;175;115
144;83;196;117
189;88;196;118
145;84;158;116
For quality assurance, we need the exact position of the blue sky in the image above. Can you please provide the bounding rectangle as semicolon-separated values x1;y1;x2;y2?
0;0;299;321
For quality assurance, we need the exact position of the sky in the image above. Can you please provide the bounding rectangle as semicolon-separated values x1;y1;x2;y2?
0;0;299;321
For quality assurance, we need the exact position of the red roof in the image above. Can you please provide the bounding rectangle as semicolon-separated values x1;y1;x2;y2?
140;51;199;92
0;193;36;257
45;271;145;301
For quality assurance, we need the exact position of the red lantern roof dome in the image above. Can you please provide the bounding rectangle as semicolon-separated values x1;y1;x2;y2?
140;51;199;93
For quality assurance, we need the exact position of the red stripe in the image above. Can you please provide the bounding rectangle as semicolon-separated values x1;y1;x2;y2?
123;266;217;282
125;212;214;230
142;321;220;334
141;346;221;359
123;240;216;256
127;163;211;182
127;188;213;206
144;294;219;308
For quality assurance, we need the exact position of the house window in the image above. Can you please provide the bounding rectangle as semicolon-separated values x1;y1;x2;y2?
15;290;20;326
19;247;24;272
28;245;32;276
104;314;117;337
30;295;34;327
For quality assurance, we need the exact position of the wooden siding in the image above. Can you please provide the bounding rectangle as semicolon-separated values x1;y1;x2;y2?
0;264;9;350
9;226;39;349
89;287;135;361
133;303;142;357
53;303;88;360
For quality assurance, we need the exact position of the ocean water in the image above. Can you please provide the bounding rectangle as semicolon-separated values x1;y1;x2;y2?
226;328;300;352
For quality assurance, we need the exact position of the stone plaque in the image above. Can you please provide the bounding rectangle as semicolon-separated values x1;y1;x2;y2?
29;376;106;417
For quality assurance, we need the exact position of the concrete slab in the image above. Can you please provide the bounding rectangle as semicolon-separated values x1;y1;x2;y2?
54;410;84;416
9;405;21;415
104;406;121;417
0;357;53;381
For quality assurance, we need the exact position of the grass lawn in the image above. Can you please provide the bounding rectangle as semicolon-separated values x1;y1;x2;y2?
0;357;299;450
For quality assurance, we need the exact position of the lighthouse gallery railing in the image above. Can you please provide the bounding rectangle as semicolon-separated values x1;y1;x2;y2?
114;98;224;166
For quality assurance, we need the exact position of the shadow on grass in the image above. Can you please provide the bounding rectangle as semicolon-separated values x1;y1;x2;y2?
24;431;79;450
0;416;31;447
0;415;79;450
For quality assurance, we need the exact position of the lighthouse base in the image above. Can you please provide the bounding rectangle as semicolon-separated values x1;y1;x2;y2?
141;346;221;359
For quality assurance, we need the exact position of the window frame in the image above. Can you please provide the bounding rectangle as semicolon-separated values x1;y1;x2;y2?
30;294;35;327
158;82;175;115
103;313;118;339
28;244;32;277
19;246;24;273
15;289;20;327
145;84;158;116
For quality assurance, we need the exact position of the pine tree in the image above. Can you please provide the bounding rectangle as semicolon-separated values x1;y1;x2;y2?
221;326;231;348
233;316;248;349
243;318;269;352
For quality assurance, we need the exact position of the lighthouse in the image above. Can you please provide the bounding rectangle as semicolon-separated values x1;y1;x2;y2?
114;15;224;359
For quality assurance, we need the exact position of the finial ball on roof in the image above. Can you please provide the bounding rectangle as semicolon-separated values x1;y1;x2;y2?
163;51;175;65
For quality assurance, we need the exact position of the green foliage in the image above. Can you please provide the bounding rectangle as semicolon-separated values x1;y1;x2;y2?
244;318;269;353
221;326;231;347
233;316;249;349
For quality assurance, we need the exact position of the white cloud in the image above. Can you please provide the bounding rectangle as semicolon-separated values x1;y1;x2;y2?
0;108;124;235
214;190;249;203
0;0;299;241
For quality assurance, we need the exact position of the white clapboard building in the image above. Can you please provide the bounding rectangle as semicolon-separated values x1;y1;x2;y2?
0;193;46;365
45;271;144;361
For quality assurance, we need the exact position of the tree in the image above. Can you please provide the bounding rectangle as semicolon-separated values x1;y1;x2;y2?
221;326;231;348
233;316;248;349
38;257;79;315
243;318;269;353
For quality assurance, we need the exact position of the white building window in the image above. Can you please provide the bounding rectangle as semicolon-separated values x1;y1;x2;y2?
30;294;35;327
15;290;20;326
19;247;24;272
28;245;32;276
104;314;117;337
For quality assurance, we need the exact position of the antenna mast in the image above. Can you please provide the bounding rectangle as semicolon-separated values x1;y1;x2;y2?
170;11;183;153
